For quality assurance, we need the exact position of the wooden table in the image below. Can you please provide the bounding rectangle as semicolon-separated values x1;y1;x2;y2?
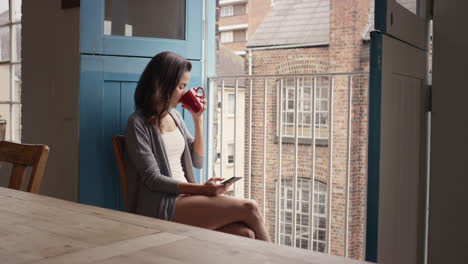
0;187;370;263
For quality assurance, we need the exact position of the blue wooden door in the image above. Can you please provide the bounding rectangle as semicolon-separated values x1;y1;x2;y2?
79;0;204;210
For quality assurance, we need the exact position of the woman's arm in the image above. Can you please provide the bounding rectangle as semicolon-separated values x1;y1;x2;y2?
192;116;204;156
179;99;206;169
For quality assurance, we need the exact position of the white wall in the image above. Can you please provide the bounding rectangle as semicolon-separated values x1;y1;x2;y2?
20;0;80;201
429;0;468;262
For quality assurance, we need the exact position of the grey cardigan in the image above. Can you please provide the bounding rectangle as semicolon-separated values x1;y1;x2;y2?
124;109;204;220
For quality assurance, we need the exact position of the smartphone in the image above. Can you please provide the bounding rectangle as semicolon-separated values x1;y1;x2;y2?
221;177;242;185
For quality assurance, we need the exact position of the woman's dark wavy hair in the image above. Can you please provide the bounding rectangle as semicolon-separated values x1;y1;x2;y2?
134;51;192;130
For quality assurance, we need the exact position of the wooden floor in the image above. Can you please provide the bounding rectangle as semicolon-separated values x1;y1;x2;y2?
0;187;370;263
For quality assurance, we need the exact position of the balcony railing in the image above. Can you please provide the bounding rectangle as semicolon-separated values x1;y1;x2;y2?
206;72;369;259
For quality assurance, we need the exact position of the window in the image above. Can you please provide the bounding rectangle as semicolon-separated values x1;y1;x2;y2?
227;93;235;115
220;31;233;43
279;179;327;252
0;0;22;142
233;30;246;42
220;6;233;17
279;77;329;139
227;143;234;164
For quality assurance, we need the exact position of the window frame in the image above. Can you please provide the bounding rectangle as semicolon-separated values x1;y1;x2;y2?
279;178;327;252
277;77;329;143
0;0;22;142
220;5;234;17
220;31;233;43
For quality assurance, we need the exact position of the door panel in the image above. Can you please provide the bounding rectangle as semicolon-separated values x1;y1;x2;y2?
79;55;202;209
367;32;428;263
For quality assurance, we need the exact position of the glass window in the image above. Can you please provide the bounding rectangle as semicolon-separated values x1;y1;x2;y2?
220;31;233;43
396;0;418;15
279;77;329;139
0;0;21;142
279;179;327;252
104;0;186;40
233;30;246;42
227;93;235;115
220;6;233;17
227;143;234;164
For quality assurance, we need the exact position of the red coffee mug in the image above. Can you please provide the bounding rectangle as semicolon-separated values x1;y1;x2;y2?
179;87;205;113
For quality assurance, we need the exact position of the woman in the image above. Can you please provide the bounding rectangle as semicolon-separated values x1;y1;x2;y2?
125;51;270;242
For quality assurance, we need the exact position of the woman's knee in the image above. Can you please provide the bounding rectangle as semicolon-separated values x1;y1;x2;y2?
242;199;260;216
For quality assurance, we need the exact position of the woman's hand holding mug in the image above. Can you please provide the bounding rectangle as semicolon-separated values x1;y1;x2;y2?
180;87;206;121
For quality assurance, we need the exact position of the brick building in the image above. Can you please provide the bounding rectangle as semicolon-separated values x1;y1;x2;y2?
218;0;273;56
243;0;372;260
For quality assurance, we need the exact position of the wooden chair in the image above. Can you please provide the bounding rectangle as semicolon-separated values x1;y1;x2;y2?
112;135;129;211
0;141;49;193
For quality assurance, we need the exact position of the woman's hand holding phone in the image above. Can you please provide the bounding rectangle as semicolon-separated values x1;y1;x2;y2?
201;177;229;196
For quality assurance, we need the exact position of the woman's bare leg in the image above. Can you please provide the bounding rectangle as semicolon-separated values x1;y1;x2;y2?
215;222;255;239
172;195;271;242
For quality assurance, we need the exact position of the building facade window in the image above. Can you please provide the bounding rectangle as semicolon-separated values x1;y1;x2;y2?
227;143;234;164
278;77;329;140
220;5;233;17
233;29;246;42
279;178;327;252
227;93;235;115
0;0;22;142
220;31;233;43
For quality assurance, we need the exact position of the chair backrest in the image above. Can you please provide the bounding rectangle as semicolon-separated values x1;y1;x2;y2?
112;135;129;211
0;141;49;193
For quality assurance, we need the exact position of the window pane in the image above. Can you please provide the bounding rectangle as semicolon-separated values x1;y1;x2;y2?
287;100;294;110
285;211;292;222
0;104;10;140
318;230;326;241
301;214;307;224
320;99;328;111
303;113;311;124
104;0;185;40
321;87;328;99
0;25;10;61
0;64;10;101
12;23;20;62
12;64;20;101
318;242;326;252
319;217;326;228
396;0;418;15
0;2;8;25
220;6;233;17
286;113;294;123
233;30;246;42
12;0;21;22
220;31;233;43
227;94;235;115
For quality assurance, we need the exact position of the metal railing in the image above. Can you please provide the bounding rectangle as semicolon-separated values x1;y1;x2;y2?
206;72;368;258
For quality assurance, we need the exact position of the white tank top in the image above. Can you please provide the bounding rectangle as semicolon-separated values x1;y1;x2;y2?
161;128;187;183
